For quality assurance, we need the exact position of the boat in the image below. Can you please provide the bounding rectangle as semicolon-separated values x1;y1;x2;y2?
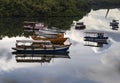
31;33;68;45
84;32;108;44
12;40;71;54
75;22;86;30
23;21;45;30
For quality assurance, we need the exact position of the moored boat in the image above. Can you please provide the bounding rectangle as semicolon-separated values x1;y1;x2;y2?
12;40;71;54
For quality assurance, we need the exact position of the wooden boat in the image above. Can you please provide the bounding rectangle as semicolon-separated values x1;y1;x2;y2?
31;33;67;45
84;32;108;44
12;40;71;54
32;36;67;45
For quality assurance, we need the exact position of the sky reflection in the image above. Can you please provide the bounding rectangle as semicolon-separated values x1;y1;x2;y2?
0;8;120;83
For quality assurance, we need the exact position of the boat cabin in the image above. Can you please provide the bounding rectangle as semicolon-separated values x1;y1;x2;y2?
16;40;53;48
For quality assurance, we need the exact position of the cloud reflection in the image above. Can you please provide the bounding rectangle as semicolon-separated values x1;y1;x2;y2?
85;43;120;83
0;9;120;83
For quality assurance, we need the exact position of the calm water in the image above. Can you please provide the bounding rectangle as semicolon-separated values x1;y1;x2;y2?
0;8;120;83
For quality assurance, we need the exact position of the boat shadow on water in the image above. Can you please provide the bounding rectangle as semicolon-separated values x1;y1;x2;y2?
12;52;70;63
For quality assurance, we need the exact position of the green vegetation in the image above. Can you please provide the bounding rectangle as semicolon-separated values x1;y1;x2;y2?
0;0;92;17
0;0;120;38
0;0;120;17
0;17;81;39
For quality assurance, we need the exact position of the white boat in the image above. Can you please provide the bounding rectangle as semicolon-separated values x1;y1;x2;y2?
12;40;71;54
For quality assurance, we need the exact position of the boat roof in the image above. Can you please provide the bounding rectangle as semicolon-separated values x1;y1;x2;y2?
85;32;104;34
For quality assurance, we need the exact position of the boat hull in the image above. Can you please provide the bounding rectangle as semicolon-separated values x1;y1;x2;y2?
12;45;70;54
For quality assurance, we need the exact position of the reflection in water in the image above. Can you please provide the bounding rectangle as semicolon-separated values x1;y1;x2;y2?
110;19;119;30
0;17;81;39
13;53;70;63
0;9;120;83
84;32;108;47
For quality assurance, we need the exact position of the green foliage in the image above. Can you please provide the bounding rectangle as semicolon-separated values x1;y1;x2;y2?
0;0;119;17
0;0;92;17
0;17;81;38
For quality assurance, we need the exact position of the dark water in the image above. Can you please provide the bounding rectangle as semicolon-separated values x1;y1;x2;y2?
0;8;120;83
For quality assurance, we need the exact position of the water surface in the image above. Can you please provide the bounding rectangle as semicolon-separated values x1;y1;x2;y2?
0;8;120;83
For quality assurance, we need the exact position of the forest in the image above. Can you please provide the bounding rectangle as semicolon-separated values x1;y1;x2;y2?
0;0;120;17
0;0;91;17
